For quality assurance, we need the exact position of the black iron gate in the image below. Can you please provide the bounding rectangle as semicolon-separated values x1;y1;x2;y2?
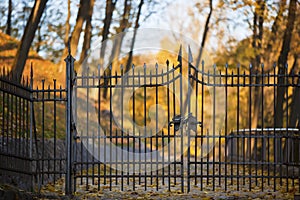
69;47;187;193
66;46;300;194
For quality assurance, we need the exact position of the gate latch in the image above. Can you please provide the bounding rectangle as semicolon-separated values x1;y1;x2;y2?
169;115;182;131
169;113;202;132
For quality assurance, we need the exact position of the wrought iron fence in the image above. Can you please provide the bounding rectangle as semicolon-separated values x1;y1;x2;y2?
0;66;67;191
0;46;299;195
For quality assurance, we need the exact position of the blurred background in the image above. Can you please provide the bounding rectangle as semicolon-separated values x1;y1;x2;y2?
0;0;298;86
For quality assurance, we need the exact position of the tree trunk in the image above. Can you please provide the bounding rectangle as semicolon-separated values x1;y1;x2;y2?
100;0;117;99
60;0;90;72
58;0;71;72
124;0;144;73
78;0;95;66
99;0;117;67
6;0;12;35
10;0;48;83
288;55;299;128
275;0;297;128
64;0;71;46
36;25;42;53
64;0;71;52
251;0;265;129
125;0;144;72
35;11;47;53
194;0;213;73
108;0;131;70
182;0;213;115
283;55;299;164
264;0;286;66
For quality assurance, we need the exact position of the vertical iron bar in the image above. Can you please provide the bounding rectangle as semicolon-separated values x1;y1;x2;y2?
42;80;45;184
80;71;84;186
137;69;141;186
249;64;252;191
1;87;5;156
267;71;270;186
178;46;184;193
195;65;199;187
132;65;135;191
29;67;34;189
218;70;222;187
155;66;159;191
161;68;165;186
53;79;57;184
213;64;216;191
166;61;171;191
22;91;25;165
98;89;101;189
173;65;176;186
237;65;240;191
187;61;191;192
242;71;246;186
225;64;228;191
104;73;107;186
126;72;129;186
18;93;21;156
65;52;75;196
92;73;95;186
120;66;124;191
187;47;193;192
230;70;233;185
26;91;29;164
109;67;113;191
273;64;277;191
261;65;264;191
201;60;204;190
285;65;289;192
86;67;90;190
114;72;118;187
207;70;210;186
14;91;17;156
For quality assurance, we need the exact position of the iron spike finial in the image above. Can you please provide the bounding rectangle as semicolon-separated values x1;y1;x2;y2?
188;45;193;63
2;66;5;76
30;62;33;79
166;59;169;66
177;45;182;62
68;36;71;55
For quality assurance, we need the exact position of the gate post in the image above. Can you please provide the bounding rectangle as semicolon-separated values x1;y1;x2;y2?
65;49;75;196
